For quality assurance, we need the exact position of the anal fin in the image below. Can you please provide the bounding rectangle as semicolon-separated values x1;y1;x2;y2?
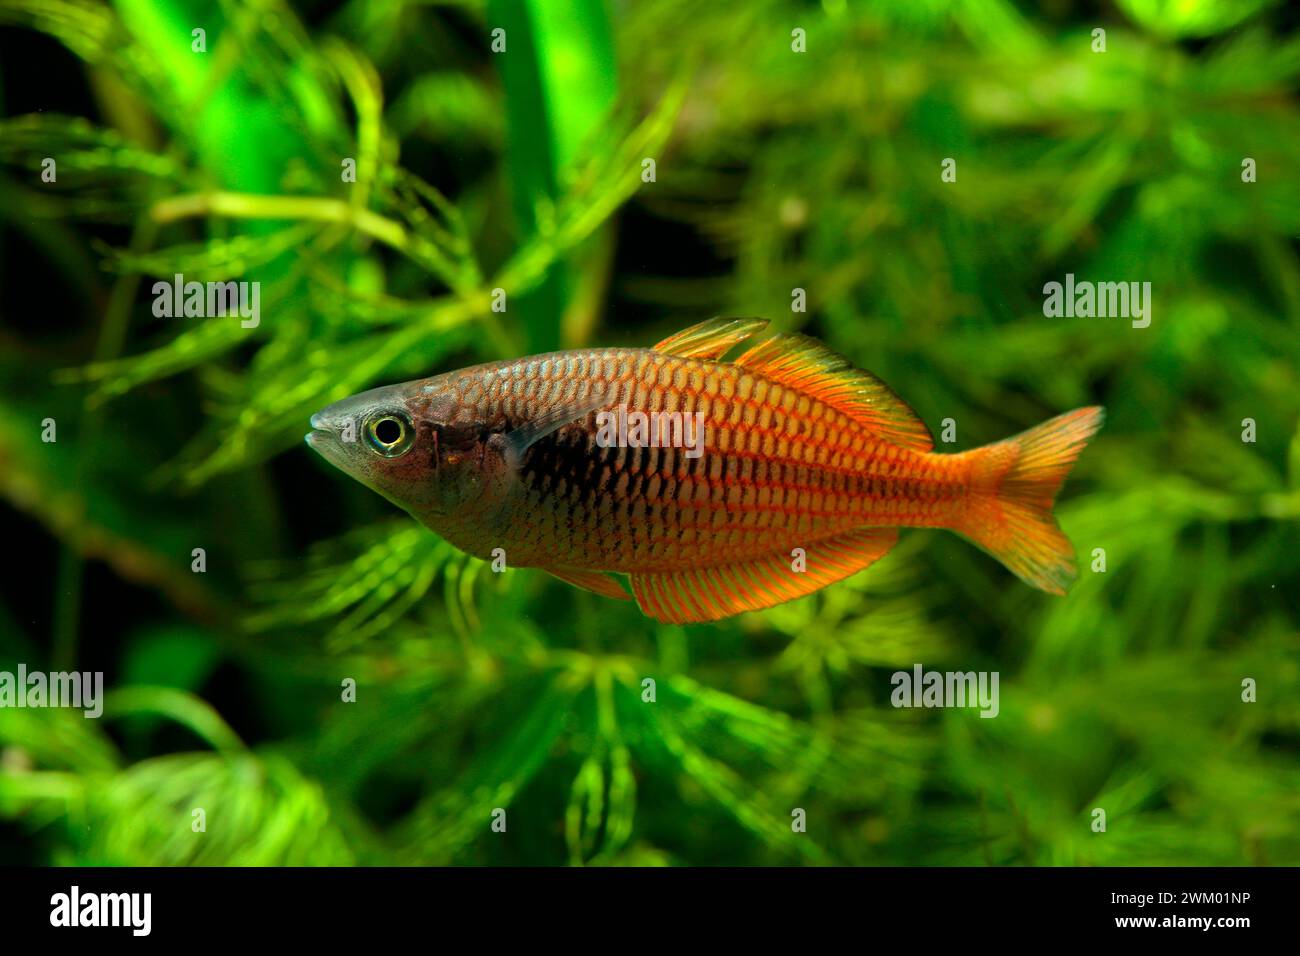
545;566;632;601
630;527;898;624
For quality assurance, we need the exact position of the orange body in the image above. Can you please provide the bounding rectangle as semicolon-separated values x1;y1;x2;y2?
438;347;970;569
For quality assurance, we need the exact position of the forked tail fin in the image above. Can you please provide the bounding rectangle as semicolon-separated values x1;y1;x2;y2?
955;407;1104;594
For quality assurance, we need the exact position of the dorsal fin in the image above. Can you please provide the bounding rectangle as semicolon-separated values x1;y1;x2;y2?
652;316;769;361
733;333;934;452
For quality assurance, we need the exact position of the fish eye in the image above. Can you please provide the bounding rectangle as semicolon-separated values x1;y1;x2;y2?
364;411;414;458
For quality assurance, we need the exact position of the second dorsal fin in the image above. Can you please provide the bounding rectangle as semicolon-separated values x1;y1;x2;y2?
732;333;934;452
652;316;769;361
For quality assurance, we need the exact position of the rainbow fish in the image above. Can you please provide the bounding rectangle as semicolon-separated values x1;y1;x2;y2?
307;318;1103;624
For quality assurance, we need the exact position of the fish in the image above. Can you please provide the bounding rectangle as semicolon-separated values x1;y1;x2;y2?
306;317;1103;624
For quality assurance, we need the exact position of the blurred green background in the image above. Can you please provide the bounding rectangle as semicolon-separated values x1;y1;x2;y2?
0;0;1298;866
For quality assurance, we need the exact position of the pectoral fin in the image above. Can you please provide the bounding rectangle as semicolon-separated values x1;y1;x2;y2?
501;391;612;470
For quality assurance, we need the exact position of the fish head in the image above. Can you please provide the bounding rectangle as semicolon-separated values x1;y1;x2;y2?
307;373;507;521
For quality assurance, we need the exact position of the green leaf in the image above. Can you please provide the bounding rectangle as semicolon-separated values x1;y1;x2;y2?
1116;0;1277;39
488;0;618;352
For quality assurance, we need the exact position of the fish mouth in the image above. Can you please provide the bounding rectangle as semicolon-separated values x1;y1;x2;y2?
306;412;334;448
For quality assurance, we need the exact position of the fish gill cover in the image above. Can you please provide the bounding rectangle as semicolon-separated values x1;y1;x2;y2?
0;0;1296;867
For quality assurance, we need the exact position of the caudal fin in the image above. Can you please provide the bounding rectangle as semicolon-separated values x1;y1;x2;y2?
955;407;1104;594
